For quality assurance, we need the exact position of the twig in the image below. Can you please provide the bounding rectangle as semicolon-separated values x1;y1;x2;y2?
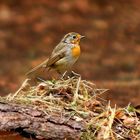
72;76;81;104
9;78;30;100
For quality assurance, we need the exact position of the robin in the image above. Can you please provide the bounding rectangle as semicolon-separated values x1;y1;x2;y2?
26;32;84;76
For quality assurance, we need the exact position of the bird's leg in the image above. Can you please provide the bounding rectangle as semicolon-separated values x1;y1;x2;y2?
60;71;68;79
36;77;47;83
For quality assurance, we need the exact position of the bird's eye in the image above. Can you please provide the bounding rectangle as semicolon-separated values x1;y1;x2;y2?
73;35;76;39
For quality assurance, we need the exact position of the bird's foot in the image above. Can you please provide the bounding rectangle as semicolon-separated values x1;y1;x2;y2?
60;71;80;80
70;71;81;78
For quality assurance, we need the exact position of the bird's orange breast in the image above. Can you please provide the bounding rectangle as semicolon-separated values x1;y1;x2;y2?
71;45;81;58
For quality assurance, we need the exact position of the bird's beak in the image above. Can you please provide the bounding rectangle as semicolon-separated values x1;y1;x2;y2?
80;35;85;39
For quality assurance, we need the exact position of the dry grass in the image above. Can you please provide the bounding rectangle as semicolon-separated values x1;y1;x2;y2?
2;76;140;139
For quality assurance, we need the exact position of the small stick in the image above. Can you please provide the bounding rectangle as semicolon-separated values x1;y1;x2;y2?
72;76;81;104
10;79;30;100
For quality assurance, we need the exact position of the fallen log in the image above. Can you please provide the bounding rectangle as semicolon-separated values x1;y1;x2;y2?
0;101;85;140
0;77;139;140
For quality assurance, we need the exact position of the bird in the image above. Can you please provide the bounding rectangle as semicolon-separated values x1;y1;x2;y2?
26;32;84;76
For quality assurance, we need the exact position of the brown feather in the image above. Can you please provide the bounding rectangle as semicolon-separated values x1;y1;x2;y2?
26;43;66;75
26;59;48;75
46;51;65;67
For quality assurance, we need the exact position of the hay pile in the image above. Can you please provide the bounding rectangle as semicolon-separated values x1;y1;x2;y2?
4;76;140;139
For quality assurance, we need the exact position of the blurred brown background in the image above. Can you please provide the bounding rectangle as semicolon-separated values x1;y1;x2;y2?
0;0;140;107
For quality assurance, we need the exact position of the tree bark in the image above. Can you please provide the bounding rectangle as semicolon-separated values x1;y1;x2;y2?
0;102;85;140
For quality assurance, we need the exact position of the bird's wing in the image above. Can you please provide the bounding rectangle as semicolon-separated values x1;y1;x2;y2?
26;43;66;75
51;42;66;55
46;49;66;67
46;42;66;67
26;59;48;75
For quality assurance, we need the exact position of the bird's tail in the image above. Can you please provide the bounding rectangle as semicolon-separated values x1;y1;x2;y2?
26;59;48;75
